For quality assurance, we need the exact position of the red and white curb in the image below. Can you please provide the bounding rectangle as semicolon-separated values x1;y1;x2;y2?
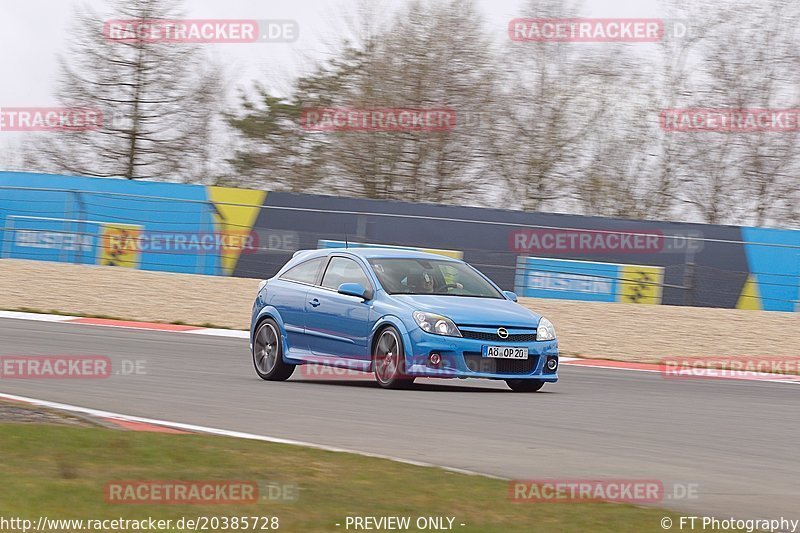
558;357;800;385
0;310;249;338
0;310;797;385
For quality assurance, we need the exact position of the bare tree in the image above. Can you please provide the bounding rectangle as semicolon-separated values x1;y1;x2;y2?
29;0;225;181
671;0;800;225
491;0;626;213
230;0;499;204
226;89;328;192
0;141;26;172
333;0;498;203
574;2;716;221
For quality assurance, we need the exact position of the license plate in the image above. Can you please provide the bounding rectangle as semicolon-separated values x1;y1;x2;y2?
482;346;529;359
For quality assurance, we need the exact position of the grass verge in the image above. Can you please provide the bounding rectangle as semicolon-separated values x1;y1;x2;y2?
0;423;678;532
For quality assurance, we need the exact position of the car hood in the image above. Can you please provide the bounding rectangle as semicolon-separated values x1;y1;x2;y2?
391;294;542;327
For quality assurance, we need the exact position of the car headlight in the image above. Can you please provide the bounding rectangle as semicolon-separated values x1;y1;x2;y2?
413;311;462;337
537;317;556;341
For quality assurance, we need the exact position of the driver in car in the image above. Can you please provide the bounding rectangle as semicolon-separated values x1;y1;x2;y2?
408;270;435;293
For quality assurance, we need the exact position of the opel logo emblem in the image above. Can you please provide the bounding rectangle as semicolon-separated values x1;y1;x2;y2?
497;327;509;339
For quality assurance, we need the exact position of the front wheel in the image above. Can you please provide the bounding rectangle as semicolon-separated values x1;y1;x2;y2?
373;327;415;389
506;379;545;392
253;318;295;381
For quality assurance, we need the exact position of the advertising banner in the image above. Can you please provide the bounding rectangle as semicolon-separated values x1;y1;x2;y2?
514;257;664;304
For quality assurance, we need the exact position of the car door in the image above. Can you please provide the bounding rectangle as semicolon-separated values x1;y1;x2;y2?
269;256;324;356
305;255;374;361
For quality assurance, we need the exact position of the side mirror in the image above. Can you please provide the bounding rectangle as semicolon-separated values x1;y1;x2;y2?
502;290;518;302
338;282;372;300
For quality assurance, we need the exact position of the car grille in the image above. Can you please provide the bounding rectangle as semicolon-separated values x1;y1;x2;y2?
460;330;537;343
463;353;538;375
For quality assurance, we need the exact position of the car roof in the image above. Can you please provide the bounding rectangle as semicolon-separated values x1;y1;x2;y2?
293;247;461;262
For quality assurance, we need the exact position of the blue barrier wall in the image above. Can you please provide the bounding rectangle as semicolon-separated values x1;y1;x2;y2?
1;171;798;311
740;227;800;312
0;172;218;274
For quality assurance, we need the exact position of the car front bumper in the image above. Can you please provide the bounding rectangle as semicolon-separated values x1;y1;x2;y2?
403;328;559;381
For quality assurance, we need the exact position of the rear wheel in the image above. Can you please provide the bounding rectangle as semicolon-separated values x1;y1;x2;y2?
506;379;545;392
253;318;295;381
373;327;414;389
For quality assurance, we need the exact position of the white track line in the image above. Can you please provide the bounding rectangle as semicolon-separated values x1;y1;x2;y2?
0;391;506;481
0;310;247;338
186;329;250;338
0;310;77;322
561;361;800;385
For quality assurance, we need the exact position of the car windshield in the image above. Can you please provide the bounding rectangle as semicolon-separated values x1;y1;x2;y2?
368;258;503;298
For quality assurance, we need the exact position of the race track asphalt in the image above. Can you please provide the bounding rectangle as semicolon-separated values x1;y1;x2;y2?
0;318;797;521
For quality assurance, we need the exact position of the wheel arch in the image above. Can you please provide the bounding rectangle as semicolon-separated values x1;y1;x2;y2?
252;306;290;360
368;315;413;370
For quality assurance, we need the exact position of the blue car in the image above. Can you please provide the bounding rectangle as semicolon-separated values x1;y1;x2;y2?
250;248;558;391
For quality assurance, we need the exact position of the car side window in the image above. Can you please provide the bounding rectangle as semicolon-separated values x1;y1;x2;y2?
279;257;324;285
439;264;459;286
321;257;371;290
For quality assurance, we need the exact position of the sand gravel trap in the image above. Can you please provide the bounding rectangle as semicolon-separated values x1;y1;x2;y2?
0;400;97;427
1;259;798;363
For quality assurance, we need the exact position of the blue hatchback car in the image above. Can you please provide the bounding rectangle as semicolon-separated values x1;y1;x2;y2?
250;248;558;391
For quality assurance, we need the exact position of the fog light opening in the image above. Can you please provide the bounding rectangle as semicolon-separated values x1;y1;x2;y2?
546;358;558;371
429;352;442;366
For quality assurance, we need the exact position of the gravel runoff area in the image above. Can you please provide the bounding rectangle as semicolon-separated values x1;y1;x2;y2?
1;259;798;363
0;400;98;427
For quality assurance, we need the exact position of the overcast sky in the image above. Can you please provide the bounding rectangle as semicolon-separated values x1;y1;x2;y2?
1;0;664;103
0;0;659;150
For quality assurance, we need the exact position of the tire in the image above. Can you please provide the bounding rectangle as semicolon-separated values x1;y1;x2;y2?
506;379;545;392
372;326;415;389
252;318;295;381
